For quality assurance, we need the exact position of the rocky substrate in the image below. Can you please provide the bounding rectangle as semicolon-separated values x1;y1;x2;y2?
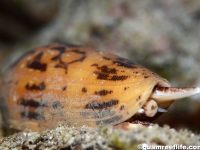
0;124;199;150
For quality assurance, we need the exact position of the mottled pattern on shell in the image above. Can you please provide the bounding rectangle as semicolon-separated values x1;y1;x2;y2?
0;43;169;131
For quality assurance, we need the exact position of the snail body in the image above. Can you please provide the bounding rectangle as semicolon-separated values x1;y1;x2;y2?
0;43;199;131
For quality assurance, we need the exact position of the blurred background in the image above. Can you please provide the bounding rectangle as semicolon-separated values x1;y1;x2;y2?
0;0;200;132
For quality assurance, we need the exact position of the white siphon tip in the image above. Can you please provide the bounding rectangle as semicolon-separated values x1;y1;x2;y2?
157;107;168;113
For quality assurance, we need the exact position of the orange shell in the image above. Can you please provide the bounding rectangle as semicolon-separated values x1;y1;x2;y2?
0;43;170;131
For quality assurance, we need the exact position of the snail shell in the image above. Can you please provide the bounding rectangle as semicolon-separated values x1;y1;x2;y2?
0;43;199;131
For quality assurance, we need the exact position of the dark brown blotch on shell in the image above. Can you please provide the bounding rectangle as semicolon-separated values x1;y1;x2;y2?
25;82;46;91
96;65;117;74
85;99;119;109
82;87;87;92
120;105;125;111
54;64;68;70
20;111;45;120
94;71;129;81
124;87;129;90
62;86;67;91
94;71;109;80
110;75;128;81
91;63;98;66
17;98;47;108
27;52;47;72
136;95;141;101
94;90;113;96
